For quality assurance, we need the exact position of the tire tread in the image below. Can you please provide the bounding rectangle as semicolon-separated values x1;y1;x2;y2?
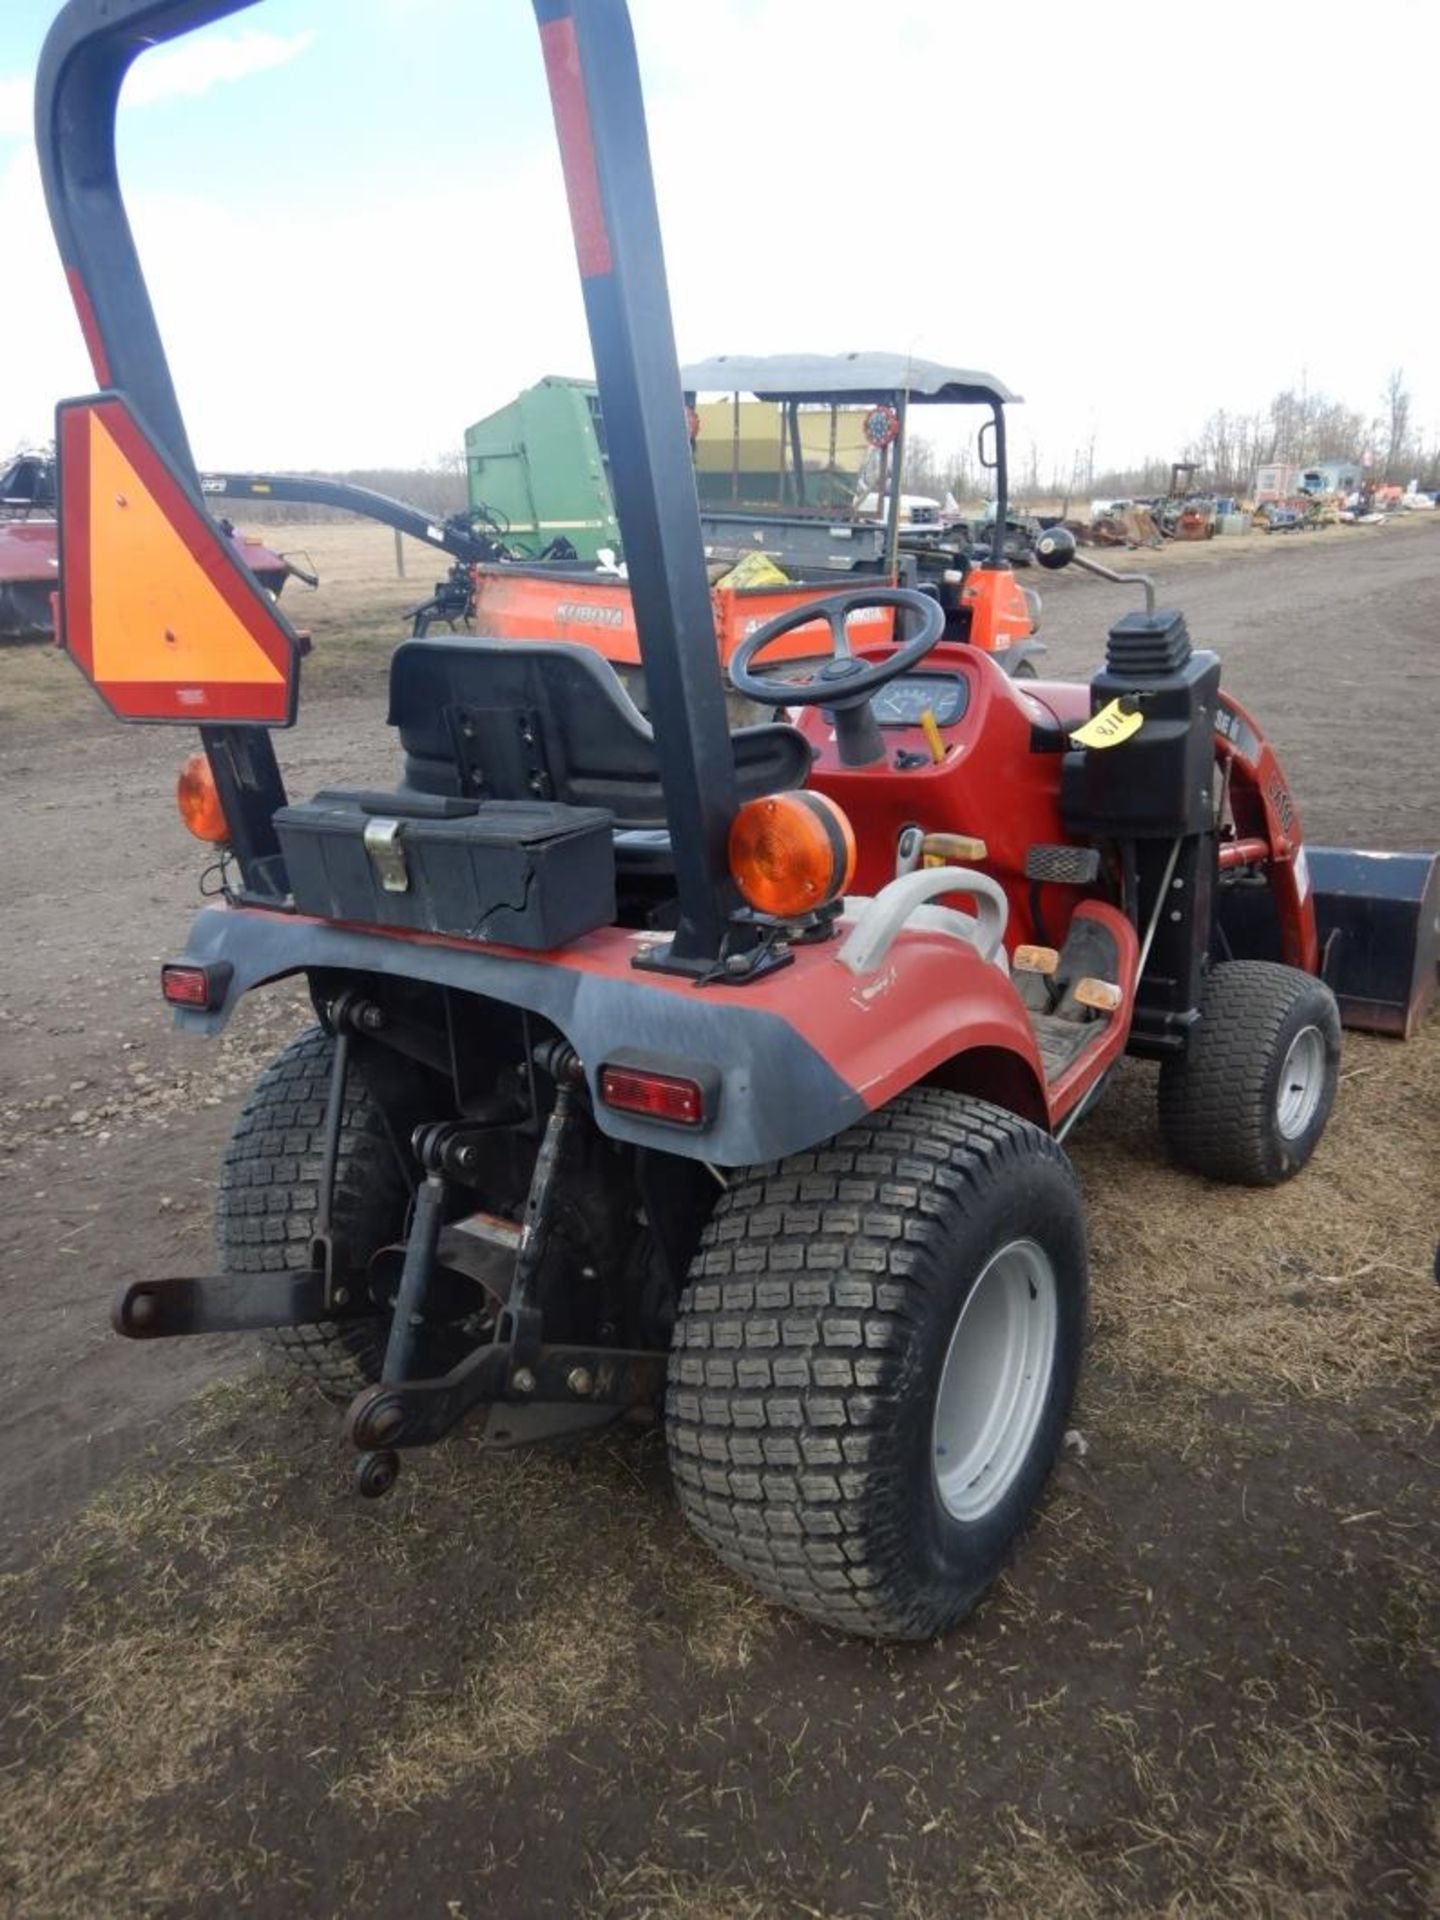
216;1025;402;1396
1158;961;1339;1185
666;1089;1080;1639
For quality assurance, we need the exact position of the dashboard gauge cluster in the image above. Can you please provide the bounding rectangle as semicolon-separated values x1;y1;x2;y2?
870;672;970;729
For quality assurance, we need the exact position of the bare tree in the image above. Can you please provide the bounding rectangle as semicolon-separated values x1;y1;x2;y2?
1123;391;1435;495
894;436;978;507
1381;368;1411;480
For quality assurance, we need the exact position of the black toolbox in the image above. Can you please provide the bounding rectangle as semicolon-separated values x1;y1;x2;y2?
274;789;616;950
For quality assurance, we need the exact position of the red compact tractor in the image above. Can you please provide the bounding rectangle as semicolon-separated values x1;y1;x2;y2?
35;0;1438;1640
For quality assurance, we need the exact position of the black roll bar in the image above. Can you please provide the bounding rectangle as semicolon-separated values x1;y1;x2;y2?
533;0;743;968
990;402;1010;571
36;0;744;965
36;0;291;900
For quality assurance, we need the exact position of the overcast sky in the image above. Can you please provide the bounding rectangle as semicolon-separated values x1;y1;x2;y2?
1;0;1435;478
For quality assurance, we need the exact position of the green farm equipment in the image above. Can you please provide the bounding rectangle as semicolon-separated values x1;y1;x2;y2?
463;375;619;562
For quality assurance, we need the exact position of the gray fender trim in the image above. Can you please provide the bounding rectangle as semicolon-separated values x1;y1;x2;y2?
174;908;866;1167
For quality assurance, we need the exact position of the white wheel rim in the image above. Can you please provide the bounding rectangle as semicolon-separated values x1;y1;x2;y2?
1276;1024;1326;1138
932;1238;1059;1524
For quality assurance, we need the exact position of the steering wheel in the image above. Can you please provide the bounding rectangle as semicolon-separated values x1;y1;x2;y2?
728;586;945;767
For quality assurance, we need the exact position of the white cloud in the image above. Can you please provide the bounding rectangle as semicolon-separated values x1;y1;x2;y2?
124;153;591;469
0;75;30;140
0;29;314;139
0;24;321;450
121;29;316;109
1;2;1435;476
0;145;92;448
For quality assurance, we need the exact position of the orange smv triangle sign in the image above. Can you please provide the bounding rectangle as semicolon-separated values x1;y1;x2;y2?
57;394;300;724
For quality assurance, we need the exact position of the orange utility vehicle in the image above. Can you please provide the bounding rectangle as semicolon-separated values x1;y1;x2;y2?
465;353;1047;684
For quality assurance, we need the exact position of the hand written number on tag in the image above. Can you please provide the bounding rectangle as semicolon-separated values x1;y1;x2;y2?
1070;698;1144;750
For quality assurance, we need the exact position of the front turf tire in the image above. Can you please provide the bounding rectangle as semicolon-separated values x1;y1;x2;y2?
1158;961;1341;1186
665;1091;1087;1642
217;1026;408;1397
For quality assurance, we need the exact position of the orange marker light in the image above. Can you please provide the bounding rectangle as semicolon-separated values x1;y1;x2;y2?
728;790;855;919
176;750;229;843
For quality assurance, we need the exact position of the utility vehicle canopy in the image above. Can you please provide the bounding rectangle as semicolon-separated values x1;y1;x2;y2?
682;354;1019;570
680;354;1020;409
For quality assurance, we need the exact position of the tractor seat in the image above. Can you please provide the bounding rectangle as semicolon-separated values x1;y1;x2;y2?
389;637;812;835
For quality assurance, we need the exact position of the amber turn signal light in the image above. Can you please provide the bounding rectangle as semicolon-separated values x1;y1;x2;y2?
176;750;229;843
728;790;856;919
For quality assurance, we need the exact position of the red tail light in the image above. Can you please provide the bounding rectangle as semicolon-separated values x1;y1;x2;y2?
600;1063;709;1126
161;962;231;1010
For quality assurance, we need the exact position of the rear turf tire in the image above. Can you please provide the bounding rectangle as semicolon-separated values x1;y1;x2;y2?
217;1026;406;1397
1158;961;1341;1186
665;1090;1087;1642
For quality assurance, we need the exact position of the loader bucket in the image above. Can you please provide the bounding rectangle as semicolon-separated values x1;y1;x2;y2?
1310;847;1440;1038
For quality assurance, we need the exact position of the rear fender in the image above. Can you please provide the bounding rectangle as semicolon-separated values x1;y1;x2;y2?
926;1046;1048;1127
170;903;1048;1165
812;925;1047;1120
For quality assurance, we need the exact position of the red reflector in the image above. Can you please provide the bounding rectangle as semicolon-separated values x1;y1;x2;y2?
599;1065;706;1126
161;964;217;1009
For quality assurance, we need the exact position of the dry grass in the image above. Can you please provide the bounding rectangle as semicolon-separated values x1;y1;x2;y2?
0;1400;778;1913
960;1696;1417;1920
589;1860;790;1920
1236;1701;1393;1898
1070;1022;1440;1401
335;1436;773;1815
0;1379;335;1918
336;1565;641;1814
1;1360;1433;1918
0;632;90;725
267;519;445;693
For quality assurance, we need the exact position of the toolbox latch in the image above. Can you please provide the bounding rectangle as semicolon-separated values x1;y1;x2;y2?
363;817;410;893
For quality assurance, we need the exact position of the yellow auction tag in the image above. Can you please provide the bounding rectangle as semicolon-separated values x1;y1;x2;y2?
1071;698;1144;750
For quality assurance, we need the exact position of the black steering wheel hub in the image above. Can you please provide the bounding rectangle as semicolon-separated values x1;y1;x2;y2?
817;656;866;685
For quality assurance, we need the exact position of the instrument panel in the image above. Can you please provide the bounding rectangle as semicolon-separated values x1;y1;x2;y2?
870;671;971;729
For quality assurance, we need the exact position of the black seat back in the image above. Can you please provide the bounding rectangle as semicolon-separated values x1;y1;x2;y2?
389;637;811;829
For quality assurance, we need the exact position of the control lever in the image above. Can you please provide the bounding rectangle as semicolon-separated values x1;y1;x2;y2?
895;826;990;877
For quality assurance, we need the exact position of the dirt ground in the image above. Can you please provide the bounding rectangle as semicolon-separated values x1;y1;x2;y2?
0;516;1436;1918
